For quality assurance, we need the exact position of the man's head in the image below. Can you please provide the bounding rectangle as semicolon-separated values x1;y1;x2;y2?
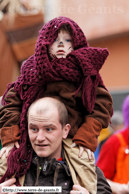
48;24;74;59
27;97;70;159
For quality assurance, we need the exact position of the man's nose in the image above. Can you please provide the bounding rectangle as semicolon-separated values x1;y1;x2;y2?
36;130;46;142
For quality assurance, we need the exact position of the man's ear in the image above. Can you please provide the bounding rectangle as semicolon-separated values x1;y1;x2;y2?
62;124;71;139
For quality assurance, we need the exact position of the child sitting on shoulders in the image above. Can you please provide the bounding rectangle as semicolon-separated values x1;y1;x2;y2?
0;16;113;194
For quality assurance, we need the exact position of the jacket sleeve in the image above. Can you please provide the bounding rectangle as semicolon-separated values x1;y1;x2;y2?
96;166;113;194
73;87;113;152
0;87;22;146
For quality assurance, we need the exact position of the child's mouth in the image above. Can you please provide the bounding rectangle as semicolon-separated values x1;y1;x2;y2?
57;50;65;54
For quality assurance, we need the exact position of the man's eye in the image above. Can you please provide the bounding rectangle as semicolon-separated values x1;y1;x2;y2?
46;128;52;132
31;128;37;132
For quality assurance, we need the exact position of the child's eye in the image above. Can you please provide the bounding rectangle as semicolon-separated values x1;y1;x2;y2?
54;38;58;42
66;39;71;42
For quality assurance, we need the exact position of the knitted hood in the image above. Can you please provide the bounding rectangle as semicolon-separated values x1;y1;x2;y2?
5;16;109;110
1;16;109;184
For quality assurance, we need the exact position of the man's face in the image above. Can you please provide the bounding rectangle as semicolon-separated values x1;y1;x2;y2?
28;107;69;159
48;30;74;59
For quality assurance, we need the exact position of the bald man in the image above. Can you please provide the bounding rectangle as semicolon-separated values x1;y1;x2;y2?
0;97;112;194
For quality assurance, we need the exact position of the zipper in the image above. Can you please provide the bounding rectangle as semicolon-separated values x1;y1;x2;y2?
43;161;48;171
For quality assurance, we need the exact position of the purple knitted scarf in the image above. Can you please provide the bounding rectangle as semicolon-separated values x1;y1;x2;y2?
1;16;109;184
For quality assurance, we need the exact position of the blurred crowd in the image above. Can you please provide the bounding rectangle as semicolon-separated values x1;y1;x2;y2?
96;95;129;193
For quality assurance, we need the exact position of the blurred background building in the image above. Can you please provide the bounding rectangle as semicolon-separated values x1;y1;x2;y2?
0;0;129;111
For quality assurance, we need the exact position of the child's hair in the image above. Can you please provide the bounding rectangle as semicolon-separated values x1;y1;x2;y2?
58;24;72;35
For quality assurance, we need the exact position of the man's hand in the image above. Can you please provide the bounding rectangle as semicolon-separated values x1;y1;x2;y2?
70;182;89;194
0;142;19;158
71;143;94;159
0;178;17;194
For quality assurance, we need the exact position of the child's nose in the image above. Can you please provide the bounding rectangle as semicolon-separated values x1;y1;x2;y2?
58;41;64;47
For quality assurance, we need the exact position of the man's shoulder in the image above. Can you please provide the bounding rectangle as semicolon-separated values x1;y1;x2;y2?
0;153;7;178
0;153;7;165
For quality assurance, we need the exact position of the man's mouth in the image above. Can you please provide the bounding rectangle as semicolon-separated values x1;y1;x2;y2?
36;144;48;147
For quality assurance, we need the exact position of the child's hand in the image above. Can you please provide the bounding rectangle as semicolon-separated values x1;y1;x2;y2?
0;142;19;158
71;142;94;160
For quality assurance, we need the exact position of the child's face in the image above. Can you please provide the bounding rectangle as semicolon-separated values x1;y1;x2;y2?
48;30;74;59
